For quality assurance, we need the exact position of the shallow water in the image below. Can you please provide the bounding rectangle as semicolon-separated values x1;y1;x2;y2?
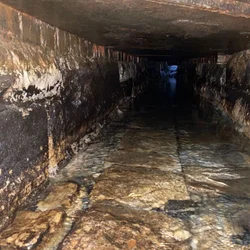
174;109;250;249
1;76;250;249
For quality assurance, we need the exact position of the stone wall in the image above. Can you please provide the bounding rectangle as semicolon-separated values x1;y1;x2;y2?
0;3;147;229
193;50;250;139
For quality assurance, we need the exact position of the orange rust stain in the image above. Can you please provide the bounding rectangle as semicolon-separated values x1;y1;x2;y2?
92;44;98;57
99;46;105;57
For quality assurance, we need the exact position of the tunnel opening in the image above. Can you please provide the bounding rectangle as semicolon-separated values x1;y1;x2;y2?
1;0;250;249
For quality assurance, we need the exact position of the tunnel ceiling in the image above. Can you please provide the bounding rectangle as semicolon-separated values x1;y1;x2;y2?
1;0;250;59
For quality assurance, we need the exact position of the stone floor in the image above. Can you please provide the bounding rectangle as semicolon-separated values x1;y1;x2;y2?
1;103;250;249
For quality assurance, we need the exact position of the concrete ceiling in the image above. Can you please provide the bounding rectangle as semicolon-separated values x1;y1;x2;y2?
1;0;250;60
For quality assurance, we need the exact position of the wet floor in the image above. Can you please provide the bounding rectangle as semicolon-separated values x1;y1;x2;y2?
1;76;250;249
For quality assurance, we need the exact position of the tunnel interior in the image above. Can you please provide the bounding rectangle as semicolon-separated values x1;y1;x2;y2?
1;1;250;249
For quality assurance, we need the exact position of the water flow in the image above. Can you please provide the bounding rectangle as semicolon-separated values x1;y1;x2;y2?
171;74;250;249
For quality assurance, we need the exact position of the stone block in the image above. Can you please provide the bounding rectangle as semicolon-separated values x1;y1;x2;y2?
22;15;41;46
70;34;80;55
79;39;88;57
57;29;67;54
0;209;65;249
0;3;20;39
60;202;191;250
0;103;48;230
40;24;55;49
90;165;189;210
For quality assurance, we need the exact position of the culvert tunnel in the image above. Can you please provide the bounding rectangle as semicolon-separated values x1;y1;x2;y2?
1;1;250;249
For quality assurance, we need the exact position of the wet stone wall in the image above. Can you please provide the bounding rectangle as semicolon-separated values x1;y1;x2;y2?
193;50;250;140
0;3;147;229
